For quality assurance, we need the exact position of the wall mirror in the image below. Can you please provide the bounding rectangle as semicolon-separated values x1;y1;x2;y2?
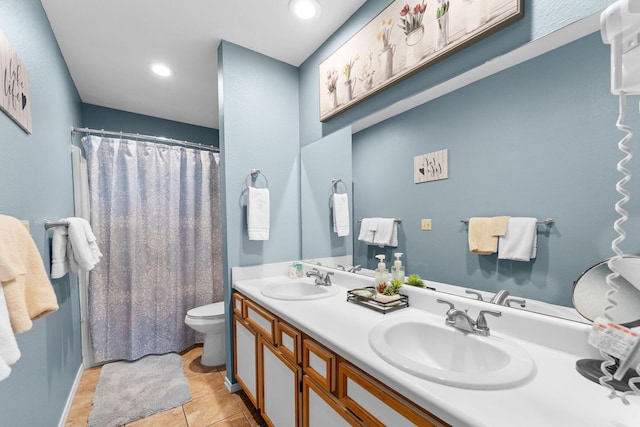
301;126;353;263
301;15;618;324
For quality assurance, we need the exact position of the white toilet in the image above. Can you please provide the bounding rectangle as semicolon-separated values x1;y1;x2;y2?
184;302;226;366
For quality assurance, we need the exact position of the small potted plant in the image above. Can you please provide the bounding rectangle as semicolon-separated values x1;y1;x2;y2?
375;278;403;302
405;274;425;288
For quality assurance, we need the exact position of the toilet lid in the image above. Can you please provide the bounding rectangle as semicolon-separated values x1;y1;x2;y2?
187;302;224;319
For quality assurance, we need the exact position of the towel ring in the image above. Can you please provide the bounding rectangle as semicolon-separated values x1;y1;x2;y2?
245;169;269;189
331;178;348;194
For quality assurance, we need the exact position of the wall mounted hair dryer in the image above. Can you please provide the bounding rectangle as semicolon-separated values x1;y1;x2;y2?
601;0;640;94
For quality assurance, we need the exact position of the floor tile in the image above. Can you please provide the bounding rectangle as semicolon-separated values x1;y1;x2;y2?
183;391;242;427
209;413;252;427
188;371;227;399
232;392;264;427
183;346;219;377
125;406;188;427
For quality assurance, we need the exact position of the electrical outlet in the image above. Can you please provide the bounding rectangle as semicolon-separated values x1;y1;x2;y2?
421;219;432;230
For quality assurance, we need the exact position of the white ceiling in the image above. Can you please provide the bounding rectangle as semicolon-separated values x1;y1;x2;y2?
40;0;366;129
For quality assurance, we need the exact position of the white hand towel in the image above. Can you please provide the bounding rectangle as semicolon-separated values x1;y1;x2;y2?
332;193;350;237
498;217;538;261
0;285;20;374
66;217;103;274
247;187;270;240
51;226;68;279
357;218;377;244
373;218;398;247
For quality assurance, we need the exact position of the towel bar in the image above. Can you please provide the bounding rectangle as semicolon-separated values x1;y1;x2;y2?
357;218;402;224
44;219;70;229
461;218;555;227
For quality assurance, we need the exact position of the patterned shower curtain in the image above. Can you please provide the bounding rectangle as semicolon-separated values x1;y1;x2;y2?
83;135;222;363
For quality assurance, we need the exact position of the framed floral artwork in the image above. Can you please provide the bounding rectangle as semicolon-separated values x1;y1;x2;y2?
319;0;523;122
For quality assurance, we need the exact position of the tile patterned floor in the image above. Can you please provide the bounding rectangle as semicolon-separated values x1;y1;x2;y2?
65;345;265;427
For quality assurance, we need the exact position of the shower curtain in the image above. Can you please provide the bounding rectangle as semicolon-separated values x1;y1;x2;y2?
83;135;222;363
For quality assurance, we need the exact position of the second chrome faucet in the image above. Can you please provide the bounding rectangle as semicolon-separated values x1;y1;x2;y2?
306;268;334;286
437;299;501;336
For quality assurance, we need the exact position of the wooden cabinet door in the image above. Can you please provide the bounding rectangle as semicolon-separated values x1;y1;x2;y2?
303;375;362;427
234;315;259;408
259;336;302;427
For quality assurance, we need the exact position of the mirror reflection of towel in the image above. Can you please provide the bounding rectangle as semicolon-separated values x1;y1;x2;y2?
332;193;350;237
373;218;397;247
247;187;270;240
468;216;509;255
498;217;537;261
358;218;377;244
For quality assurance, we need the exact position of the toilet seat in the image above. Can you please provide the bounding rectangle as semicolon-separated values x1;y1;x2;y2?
187;302;224;319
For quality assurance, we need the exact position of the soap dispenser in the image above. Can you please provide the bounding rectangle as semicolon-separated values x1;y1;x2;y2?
374;255;390;289
392;252;405;282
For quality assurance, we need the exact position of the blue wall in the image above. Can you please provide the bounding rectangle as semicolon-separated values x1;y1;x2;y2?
353;32;640;307
218;41;301;383
0;0;83;425
301;127;353;260
299;0;614;145
82;104;219;148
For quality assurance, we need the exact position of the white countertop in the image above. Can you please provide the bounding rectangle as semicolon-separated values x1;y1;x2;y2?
232;264;640;427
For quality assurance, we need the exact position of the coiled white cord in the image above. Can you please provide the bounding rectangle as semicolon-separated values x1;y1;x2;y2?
600;93;639;404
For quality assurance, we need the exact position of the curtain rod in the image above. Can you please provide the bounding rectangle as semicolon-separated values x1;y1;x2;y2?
71;127;219;152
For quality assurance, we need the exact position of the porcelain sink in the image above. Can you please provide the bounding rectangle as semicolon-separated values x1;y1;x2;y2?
260;278;341;301
368;316;535;389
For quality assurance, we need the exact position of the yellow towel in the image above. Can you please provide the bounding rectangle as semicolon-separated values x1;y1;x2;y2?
0;215;59;333
491;216;510;237
468;216;510;255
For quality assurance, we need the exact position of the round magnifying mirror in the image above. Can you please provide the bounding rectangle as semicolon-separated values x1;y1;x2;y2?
572;254;640;328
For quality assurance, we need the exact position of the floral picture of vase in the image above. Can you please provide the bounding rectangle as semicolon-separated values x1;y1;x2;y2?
341;54;359;103
325;68;338;109
318;0;522;122
399;1;427;69
358;51;376;92
377;18;396;81
435;0;450;51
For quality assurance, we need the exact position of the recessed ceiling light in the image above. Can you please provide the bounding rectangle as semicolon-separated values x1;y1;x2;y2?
151;63;173;77
289;0;321;20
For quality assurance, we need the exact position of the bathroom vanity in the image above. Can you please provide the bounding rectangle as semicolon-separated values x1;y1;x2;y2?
232;262;640;427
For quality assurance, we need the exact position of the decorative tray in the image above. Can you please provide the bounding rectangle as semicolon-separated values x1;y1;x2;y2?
346;287;409;314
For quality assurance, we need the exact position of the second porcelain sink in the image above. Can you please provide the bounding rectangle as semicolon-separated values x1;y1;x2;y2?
369;316;535;389
260;278;340;301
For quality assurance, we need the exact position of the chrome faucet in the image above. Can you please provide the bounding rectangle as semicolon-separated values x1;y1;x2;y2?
348;265;362;273
306;268;333;286
490;289;510;305
437;299;502;336
489;290;526;308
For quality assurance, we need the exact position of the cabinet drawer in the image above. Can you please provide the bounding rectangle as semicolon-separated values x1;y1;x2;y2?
245;299;277;344
277;320;302;365
337;361;449;427
232;292;245;317
302;337;336;393
303;375;362;427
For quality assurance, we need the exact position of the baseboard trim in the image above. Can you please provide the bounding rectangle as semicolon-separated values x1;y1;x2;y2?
58;364;84;427
225;376;242;393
